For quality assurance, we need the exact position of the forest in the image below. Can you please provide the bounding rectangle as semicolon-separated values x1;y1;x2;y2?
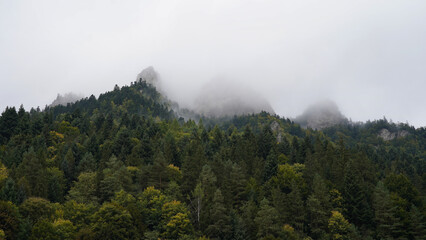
0;80;424;240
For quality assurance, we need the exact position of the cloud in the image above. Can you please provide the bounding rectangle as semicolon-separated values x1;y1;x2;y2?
0;0;425;127
193;77;275;117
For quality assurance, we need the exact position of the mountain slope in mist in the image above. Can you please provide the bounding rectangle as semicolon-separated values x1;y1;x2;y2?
295;100;348;129
193;78;275;117
135;67;275;118
136;66;162;91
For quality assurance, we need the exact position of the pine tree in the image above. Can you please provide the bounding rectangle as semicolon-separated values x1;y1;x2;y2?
255;198;280;239
263;149;278;182
62;148;76;182
408;204;425;240
148;152;169;190
0;107;18;144
229;163;247;210
240;126;259;178
16;148;48;198
163;131;179;166
306;174;331;239
206;189;231;239
67;172;98;204
0;178;19;204
99;155;131;202
342;163;372;227
181;137;206;195
286;183;305;233
241;199;258;240
372;181;401;240
47;167;66;203
76;152;97;174
258;125;275;160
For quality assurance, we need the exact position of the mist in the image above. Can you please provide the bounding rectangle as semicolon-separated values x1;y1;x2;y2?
193;77;274;117
50;92;85;107
1;0;425;127
294;99;348;130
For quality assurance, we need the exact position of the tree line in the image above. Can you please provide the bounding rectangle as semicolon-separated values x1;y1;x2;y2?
0;80;424;239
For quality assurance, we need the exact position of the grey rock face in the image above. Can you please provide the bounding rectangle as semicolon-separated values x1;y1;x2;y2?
378;129;395;140
136;66;159;87
378;129;410;140
270;121;282;143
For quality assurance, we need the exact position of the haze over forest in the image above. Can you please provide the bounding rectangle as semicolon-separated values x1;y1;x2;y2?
1;0;426;127
1;2;426;239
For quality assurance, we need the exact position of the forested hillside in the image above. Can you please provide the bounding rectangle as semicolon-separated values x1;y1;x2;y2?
0;79;424;240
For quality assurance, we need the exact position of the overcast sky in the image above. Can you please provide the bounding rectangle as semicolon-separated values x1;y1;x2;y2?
1;0;425;127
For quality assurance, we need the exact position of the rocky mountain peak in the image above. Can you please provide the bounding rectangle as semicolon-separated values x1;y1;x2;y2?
295;100;347;129
136;66;159;87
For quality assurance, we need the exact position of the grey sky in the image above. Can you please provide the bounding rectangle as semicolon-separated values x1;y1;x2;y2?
1;0;425;127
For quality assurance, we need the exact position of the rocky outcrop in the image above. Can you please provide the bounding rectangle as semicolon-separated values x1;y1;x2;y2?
295;100;347;130
270;121;283;142
136;66;161;89
378;129;410;140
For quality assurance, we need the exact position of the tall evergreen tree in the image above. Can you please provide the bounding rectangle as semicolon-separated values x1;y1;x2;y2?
342;162;373;228
206;189;231;239
307;174;331;239
408;204;425;240
16;148;48;198
181;137;206;195
254;198;280;239
372;181;402;240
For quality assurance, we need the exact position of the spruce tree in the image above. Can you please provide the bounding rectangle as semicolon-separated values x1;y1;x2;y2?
254;198;280;239
206;189;231;239
373;181;401;240
342;163;372;227
408;204;425;240
307;174;331;239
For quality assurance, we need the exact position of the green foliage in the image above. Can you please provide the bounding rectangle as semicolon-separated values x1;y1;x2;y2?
91;202;138;240
0;162;7;185
62;200;95;231
281;224;299;240
271;163;305;193
99;155;131;202
16;148;48;198
0;79;424;239
0;178;20;204
47;167;66;203
161;200;193;239
255;198;280;239
0;201;20;240
373;181;402;239
206;189;231;239
328;211;351;240
384;173;420;206
19;197;54;224
342;161;373;227
67;172;98;204
0;229;5;240
30;219;76;240
307;174;331;239
139;186;167;231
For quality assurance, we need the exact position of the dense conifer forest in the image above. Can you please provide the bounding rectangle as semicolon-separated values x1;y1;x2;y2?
0;80;424;240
